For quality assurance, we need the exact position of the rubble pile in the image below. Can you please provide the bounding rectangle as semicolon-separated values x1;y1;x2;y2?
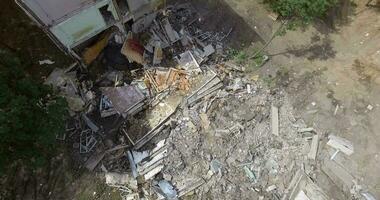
43;2;376;200
163;85;311;199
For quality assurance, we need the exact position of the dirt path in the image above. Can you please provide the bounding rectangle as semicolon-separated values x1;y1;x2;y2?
224;0;380;198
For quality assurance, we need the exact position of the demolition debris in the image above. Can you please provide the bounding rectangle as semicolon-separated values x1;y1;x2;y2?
43;2;376;200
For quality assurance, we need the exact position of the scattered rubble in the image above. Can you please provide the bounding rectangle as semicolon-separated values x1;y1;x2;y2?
42;2;376;200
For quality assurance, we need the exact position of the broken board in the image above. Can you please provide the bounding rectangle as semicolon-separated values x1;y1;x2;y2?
271;105;279;136
327;135;354;156
101;85;145;118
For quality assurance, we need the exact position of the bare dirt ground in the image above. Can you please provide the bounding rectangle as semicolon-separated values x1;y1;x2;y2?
223;0;380;198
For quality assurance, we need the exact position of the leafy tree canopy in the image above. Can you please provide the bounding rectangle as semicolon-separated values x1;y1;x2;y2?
0;49;68;173
265;0;337;27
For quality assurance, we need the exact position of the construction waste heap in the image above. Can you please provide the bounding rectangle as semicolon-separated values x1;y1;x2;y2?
45;3;375;200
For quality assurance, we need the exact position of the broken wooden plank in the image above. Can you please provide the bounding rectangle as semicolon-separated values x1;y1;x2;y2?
271;105;279;136
105;145;129;153
133;106;177;150
321;158;355;189
143;164;164;181
153;42;163;65
308;135;319;160
105;173;138;190
101;85;146;118
162;18;180;43
150;140;167;158
138;150;167;171
298;127;314;133
85;152;105;171
327;135;354;156
178;178;206;197
285;169;303;200
122;128;135;145
202;44;215;58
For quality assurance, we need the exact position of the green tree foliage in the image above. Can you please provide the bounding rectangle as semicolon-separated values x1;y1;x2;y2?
265;0;337;27
250;0;337;59
0;49;68;173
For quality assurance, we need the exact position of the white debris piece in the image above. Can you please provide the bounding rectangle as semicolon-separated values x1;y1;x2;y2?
367;104;373;111
298;127;314;133
247;84;252;94
163;18;180;43
202;44;215;58
295;190;311;200
144;165;164;180
105;173;138;190
327;135;354;156
39;59;55;65
308;134;319;160
266;185;277;192
271;105;279;136
322;158;355;188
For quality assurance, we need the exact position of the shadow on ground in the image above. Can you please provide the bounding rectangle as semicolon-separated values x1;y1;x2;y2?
286;36;337;60
190;0;265;49
268;35;337;61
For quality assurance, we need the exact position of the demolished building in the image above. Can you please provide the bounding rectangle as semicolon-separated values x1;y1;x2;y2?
22;0;378;199
16;0;160;65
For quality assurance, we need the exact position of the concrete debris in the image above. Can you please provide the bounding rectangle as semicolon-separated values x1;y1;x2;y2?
153;42;163;65
39;59;55;65
39;2;371;200
210;159;222;174
177;178;206;198
227;77;244;91
298;127;314;133
45;68;87;112
132;12;157;33
128;140;168;181
247;84;252;94
162;18;180;44
361;192;377;200
202;44;215;58
322;158;355;189
156;180;178;200
178;51;201;73
81;114;99;132
327;135;354;156
133;105;177;150
307;135;319;160
271;105;279;136
266;185;277;192
287;172;329;200
224;62;245;72
367;104;373;111
85;152;106;171
100;85;146;118
294;190;311;200
105;173;138;190
186;70;222;106
243;166;257;183
123;193;139;200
